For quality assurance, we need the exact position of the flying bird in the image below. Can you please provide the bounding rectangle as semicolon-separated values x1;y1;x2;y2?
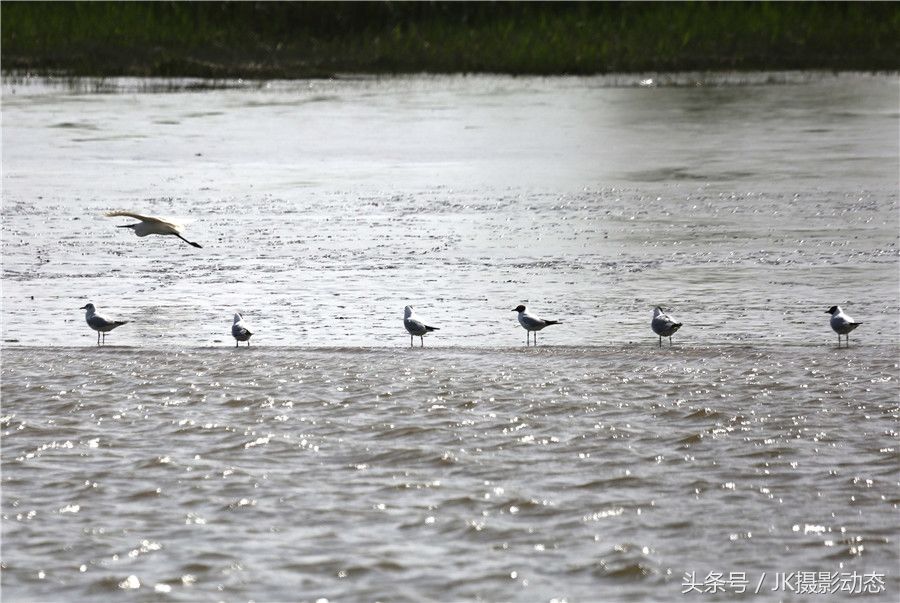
106;211;202;248
826;305;861;348
232;312;253;347
512;305;559;346
651;306;682;347
80;303;127;346
404;305;438;347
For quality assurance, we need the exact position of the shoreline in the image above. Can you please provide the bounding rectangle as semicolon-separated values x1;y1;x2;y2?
2;70;896;96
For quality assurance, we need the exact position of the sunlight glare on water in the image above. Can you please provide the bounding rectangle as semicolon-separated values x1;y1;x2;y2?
2;346;898;601
1;73;898;602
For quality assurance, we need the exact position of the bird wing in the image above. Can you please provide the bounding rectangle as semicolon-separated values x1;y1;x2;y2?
652;315;679;334
88;314;121;329
832;315;850;328
405;317;427;334
521;314;545;329
105;211;181;230
655;312;676;326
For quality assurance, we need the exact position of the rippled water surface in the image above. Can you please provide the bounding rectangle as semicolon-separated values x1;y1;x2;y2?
2;73;899;601
2;346;898;602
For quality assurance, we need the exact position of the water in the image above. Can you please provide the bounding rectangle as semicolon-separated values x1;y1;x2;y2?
1;73;897;348
2;346;898;601
2;73;898;601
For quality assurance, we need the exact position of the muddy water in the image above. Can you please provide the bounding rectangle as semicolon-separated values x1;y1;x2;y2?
1;73;897;348
1;73;898;601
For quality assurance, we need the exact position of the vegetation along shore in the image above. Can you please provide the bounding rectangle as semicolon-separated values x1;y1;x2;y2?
2;1;899;78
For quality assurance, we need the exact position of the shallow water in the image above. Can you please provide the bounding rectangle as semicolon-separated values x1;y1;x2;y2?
1;73;899;601
2;346;898;602
1;73;897;348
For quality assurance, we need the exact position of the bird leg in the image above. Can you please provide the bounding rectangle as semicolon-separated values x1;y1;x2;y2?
97;331;101;346
420;336;424;347
175;233;203;248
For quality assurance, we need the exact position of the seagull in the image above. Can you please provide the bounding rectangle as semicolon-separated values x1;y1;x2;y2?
80;303;127;346
512;305;559;346
105;211;202;248
826;306;861;348
404;305;438;347
651;306;682;347
232;312;253;347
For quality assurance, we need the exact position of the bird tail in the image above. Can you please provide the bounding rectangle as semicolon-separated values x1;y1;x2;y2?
544;320;560;326
115;321;129;326
425;326;439;332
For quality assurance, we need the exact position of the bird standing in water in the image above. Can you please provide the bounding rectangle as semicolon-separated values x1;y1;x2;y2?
512;305;560;346
651;307;682;347
404;305;438;347
826;305;861;348
80;303;128;346
232;312;253;347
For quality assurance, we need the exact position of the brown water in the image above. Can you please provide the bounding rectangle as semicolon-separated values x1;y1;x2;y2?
1;73;898;601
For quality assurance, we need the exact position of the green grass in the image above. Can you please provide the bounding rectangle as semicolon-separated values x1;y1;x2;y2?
2;1;898;78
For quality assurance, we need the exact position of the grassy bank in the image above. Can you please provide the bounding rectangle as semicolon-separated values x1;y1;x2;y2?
2;1;898;78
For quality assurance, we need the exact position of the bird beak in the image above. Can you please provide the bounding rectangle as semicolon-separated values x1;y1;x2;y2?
79;305;88;309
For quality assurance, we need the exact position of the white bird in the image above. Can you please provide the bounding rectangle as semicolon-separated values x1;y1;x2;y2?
404;305;438;347
826;305;861;348
651;306;682;347
512;304;560;346
80;303;127;346
232;312;253;347
106;211;202;248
